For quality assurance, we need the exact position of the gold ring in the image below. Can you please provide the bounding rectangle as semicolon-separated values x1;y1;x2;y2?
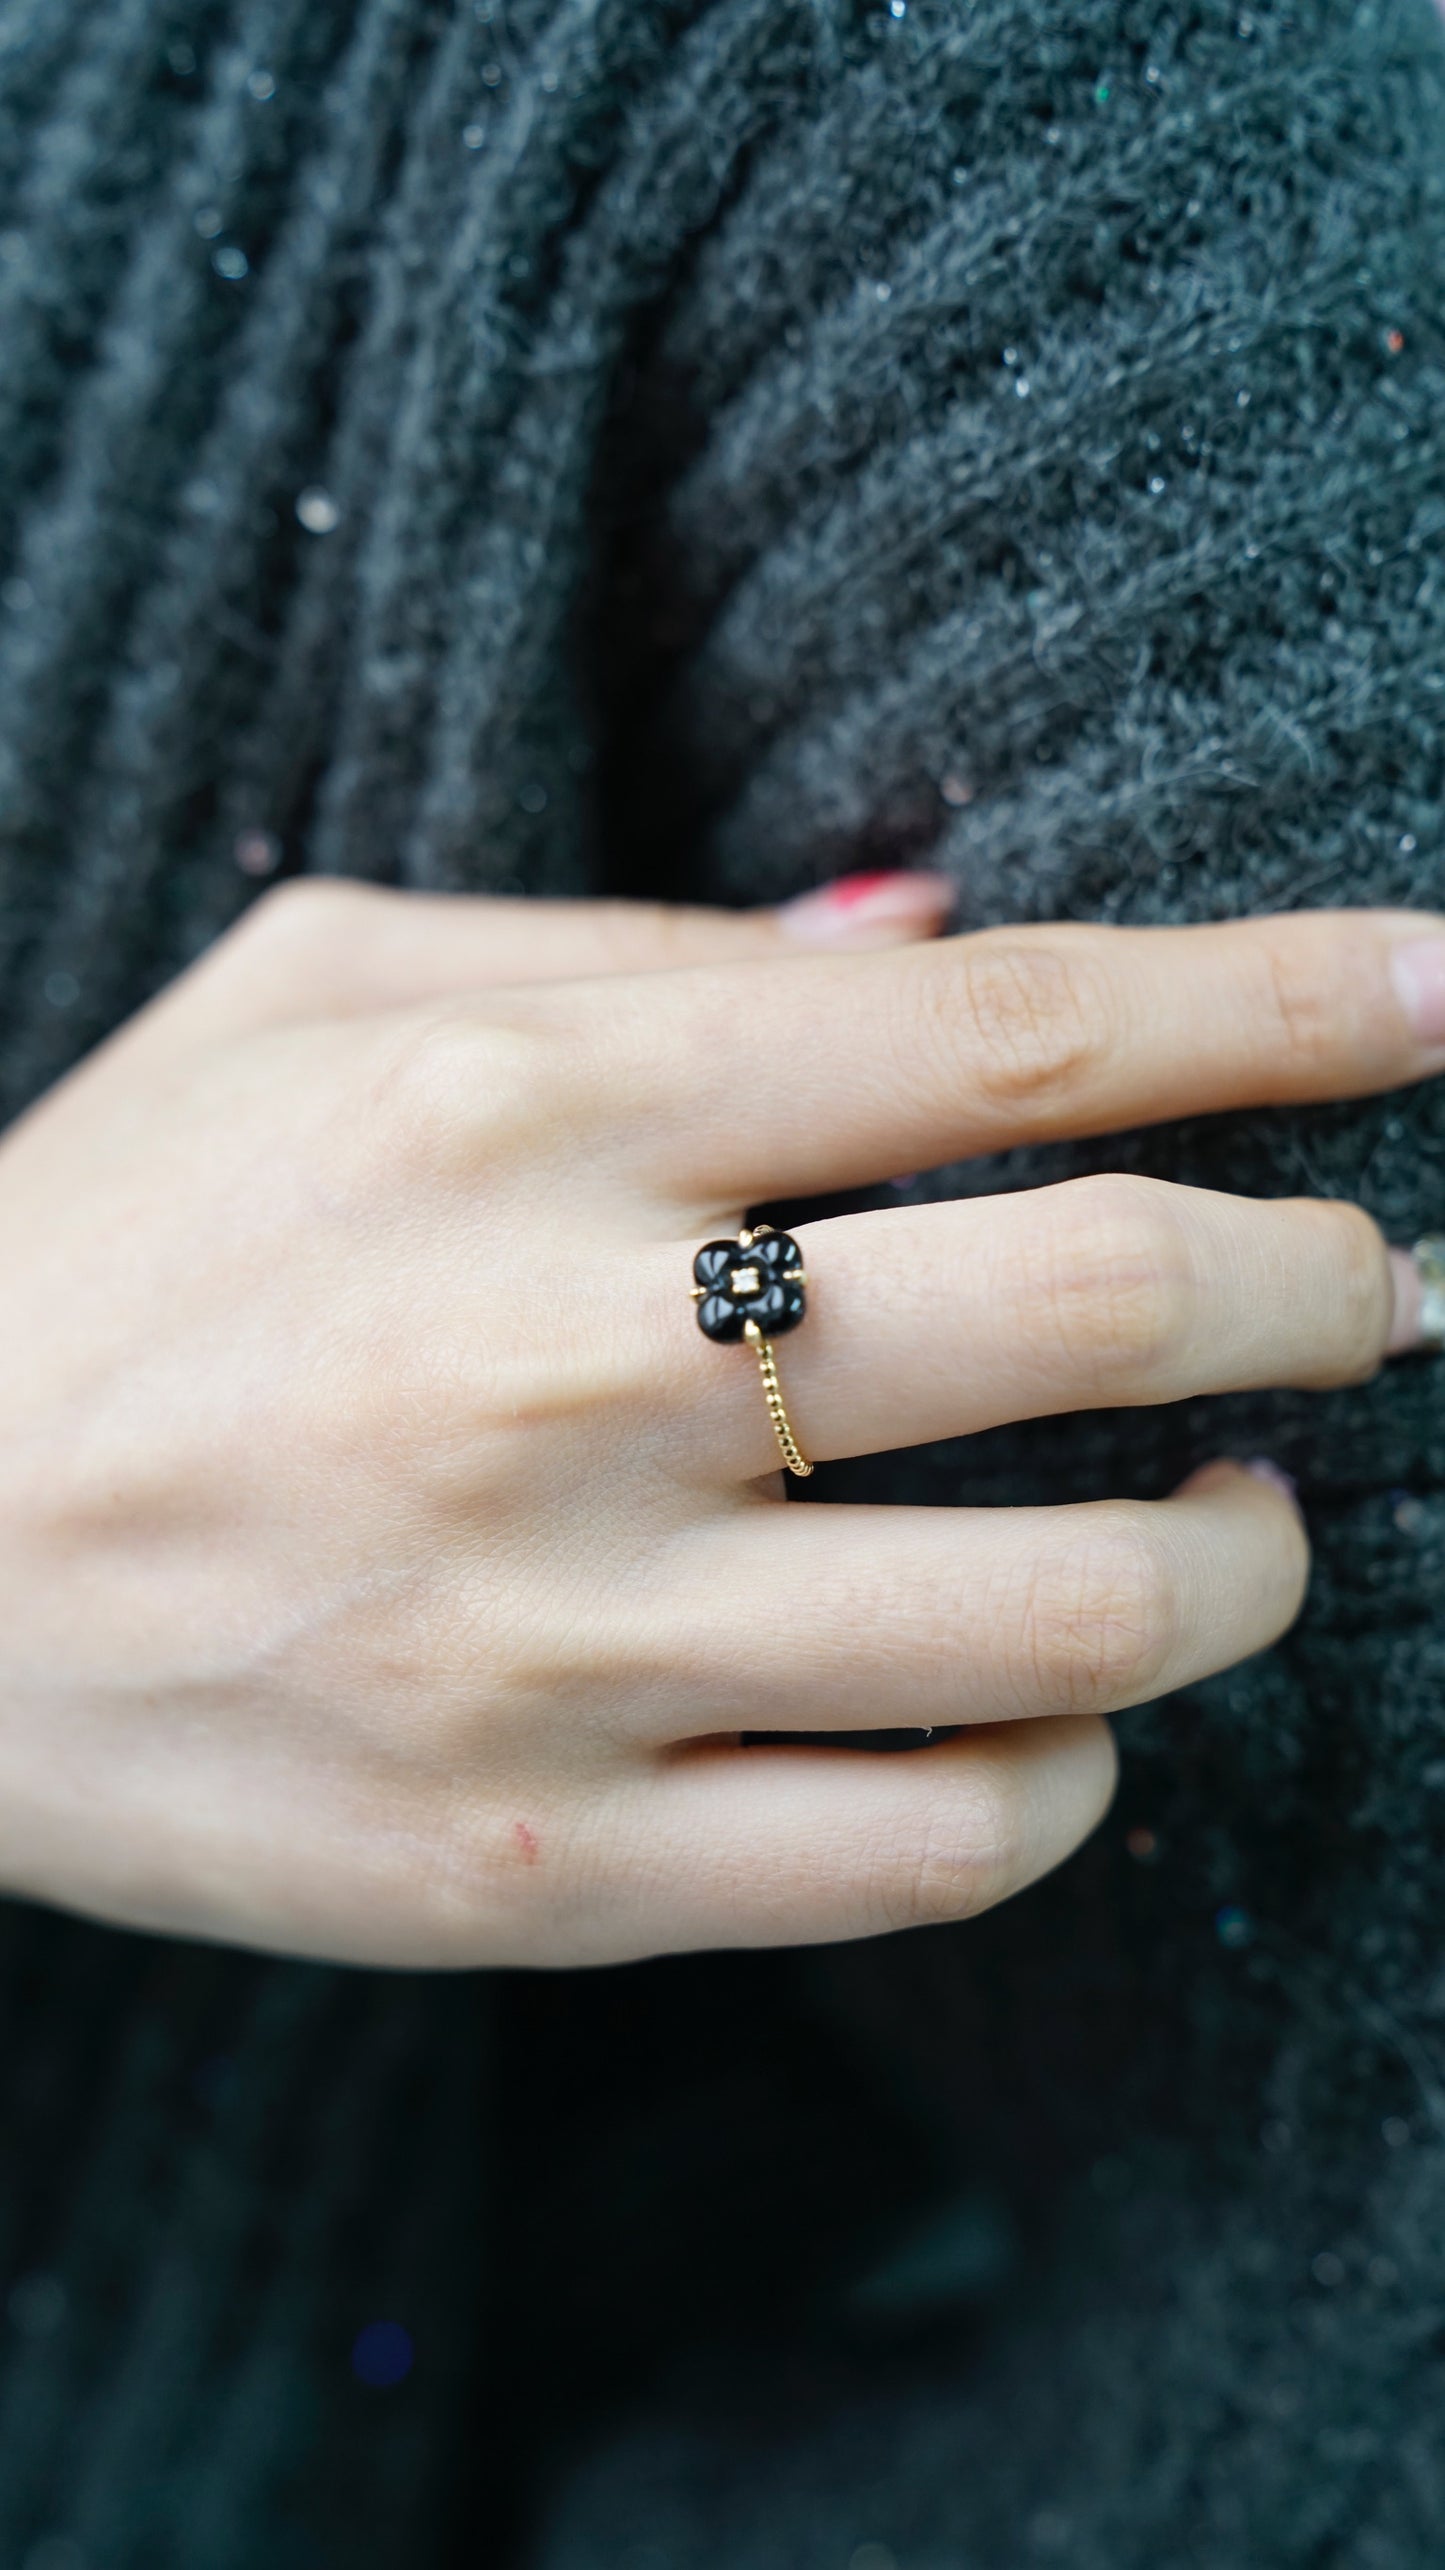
690;1224;814;1479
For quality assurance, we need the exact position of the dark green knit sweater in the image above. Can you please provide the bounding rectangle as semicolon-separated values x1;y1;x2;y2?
1;2;1444;2563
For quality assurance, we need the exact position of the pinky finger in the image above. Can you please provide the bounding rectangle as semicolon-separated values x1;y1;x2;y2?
626;1715;1117;1956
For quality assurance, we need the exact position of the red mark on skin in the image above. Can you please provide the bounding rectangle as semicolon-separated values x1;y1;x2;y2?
512;1821;541;1865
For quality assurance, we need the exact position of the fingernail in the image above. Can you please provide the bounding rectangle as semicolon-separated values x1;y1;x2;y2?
1390;936;1445;1054
1388;1247;1424;1354
1390;1237;1445;1354
1243;1456;1301;1508
779;870;955;950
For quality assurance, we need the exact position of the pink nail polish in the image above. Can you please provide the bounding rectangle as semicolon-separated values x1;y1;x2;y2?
779;870;954;950
1390;935;1445;1054
823;870;914;909
1390;1238;1445;1355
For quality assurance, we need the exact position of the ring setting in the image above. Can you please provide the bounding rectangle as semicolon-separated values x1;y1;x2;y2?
692;1225;814;1477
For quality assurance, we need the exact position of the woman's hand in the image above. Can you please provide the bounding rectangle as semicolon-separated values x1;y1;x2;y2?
0;878;1439;1969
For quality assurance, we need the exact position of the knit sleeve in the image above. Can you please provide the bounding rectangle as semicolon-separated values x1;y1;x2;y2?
3;3;1444;1085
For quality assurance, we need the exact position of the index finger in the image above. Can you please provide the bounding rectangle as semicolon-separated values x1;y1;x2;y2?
574;911;1445;1201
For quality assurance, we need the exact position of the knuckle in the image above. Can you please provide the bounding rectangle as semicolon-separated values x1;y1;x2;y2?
873;1768;1027;1933
930;937;1111;1113
365;1002;555;1168
1016;1510;1178;1715
1026;1174;1193;1386
1257;925;1346;1077
1316;1200;1393;1382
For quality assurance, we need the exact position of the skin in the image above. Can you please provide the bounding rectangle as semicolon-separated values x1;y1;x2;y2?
0;879;1438;1971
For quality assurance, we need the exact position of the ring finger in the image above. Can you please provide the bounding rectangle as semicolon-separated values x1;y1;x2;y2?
668;1173;1401;1479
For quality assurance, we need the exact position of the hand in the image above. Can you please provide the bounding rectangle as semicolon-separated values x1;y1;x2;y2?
0;878;1439;1969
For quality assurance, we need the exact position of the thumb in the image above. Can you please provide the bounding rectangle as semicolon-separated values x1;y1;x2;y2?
422;870;957;981
548;871;957;975
162;870;959;1037
685;871;957;965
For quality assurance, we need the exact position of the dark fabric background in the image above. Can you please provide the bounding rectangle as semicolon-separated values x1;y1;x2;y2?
1;2;1444;2562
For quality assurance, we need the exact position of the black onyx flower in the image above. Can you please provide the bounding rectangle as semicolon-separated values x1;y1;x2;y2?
694;1232;806;1343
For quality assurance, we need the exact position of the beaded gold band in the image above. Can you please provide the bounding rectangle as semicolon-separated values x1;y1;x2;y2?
750;1329;814;1478
691;1223;815;1479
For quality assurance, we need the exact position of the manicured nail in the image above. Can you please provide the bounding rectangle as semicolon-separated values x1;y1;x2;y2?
779;870;955;950
1243;1456;1301;1508
1391;1237;1445;1354
1388;1247;1424;1354
1390;936;1445;1054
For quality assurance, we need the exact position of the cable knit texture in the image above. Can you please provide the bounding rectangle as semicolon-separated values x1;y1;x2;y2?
1;1;1444;2562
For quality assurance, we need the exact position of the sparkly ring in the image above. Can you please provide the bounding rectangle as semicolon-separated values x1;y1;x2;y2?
691;1225;814;1479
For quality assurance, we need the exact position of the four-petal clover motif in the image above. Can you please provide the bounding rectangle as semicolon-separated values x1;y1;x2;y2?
692;1227;807;1344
